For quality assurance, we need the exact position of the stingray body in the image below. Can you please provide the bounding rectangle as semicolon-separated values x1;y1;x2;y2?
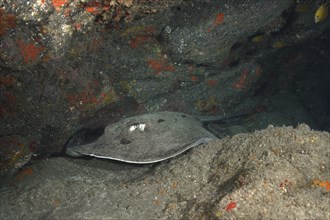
65;111;221;164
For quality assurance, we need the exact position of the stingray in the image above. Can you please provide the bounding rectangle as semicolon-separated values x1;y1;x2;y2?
65;111;247;164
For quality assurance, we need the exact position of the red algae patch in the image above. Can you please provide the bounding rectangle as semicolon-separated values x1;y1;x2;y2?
17;40;44;63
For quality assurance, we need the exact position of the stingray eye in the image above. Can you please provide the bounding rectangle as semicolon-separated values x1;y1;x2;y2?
129;123;146;132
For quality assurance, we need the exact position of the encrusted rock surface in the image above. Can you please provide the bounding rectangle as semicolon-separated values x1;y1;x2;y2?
1;1;329;218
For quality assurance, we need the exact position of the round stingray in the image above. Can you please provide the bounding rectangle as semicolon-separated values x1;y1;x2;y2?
65;111;217;164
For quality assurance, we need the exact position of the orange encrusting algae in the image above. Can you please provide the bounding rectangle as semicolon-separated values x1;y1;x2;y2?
130;35;153;48
85;6;99;14
0;76;16;86
207;12;224;32
190;76;198;82
146;59;175;75
213;13;225;26
232;68;249;89
84;0;104;15
66;86;118;114
312;179;330;191
225;201;237;211
12;167;33;183
207;79;217;87
0;8;16;36
78;0;110;14
17;40;44;63
319;181;330;191
52;0;68;12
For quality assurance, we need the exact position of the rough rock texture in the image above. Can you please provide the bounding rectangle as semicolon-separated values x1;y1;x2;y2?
0;124;329;219
0;0;329;188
